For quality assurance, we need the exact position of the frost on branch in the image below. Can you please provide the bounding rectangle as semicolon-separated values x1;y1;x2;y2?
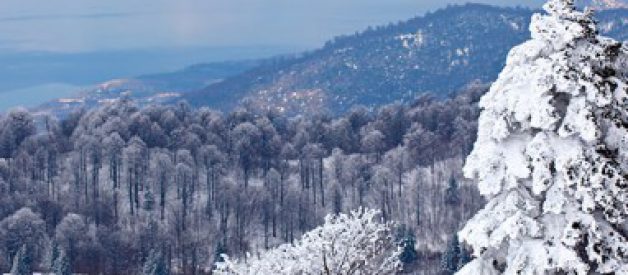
214;208;401;275
459;0;628;273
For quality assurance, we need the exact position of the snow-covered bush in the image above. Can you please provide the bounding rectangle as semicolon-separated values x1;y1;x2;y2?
458;0;627;274
214;208;401;274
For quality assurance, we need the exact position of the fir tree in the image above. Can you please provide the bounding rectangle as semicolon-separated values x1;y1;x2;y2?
456;246;471;271
143;189;156;212
10;245;32;275
48;241;60;271
53;249;71;275
397;226;418;268
214;242;228;265
458;0;628;273
143;248;168;275
444;175;460;205
440;234;461;275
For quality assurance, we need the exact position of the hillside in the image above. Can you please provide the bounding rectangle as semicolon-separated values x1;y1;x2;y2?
184;4;628;114
578;0;628;9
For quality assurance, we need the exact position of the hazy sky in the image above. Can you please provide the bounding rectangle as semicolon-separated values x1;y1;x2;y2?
0;0;544;53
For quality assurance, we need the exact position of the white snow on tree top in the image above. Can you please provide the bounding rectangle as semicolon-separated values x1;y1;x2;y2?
458;0;627;273
214;208;401;275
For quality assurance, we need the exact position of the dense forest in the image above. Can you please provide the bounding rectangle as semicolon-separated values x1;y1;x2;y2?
0;85;486;274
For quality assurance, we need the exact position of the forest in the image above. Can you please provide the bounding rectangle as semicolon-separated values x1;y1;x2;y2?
0;84;487;274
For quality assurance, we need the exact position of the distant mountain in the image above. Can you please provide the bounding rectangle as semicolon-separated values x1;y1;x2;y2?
183;4;628;114
34;60;258;116
577;0;628;9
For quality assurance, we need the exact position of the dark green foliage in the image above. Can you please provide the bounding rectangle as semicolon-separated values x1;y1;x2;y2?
10;245;32;275
444;176;460;205
48;241;59;270
399;235;418;265
143;249;168;275
214;242;228;265
457;246;472;270
143;189;156;212
440;235;460;274
53;249;71;275
139;219;160;266
396;225;418;267
440;234;470;275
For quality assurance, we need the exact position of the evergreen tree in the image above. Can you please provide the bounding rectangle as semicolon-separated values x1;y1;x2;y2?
213;242;228;266
396;225;418;268
440;234;461;275
10;245;32;275
143;189;156;212
457;246;471;271
53;249;71;275
458;0;628;273
444;175;460;205
143;249;168;275
48;241;60;270
398;234;418;268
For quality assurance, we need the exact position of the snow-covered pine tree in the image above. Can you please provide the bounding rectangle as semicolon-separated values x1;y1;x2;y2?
457;0;627;274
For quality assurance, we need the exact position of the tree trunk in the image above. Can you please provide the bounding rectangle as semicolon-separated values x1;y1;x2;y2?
160;175;166;221
128;167;134;216
319;157;325;207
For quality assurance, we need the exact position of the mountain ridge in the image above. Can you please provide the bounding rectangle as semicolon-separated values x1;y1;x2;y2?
183;4;628;114
578;0;628;9
31;4;628;117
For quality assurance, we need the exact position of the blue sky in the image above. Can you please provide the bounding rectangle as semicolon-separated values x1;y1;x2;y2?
0;0;544;53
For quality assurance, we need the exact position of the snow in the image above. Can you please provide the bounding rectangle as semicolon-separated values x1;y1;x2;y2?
457;0;628;273
500;14;522;31
456;258;500;275
397;30;425;49
214;209;401;275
